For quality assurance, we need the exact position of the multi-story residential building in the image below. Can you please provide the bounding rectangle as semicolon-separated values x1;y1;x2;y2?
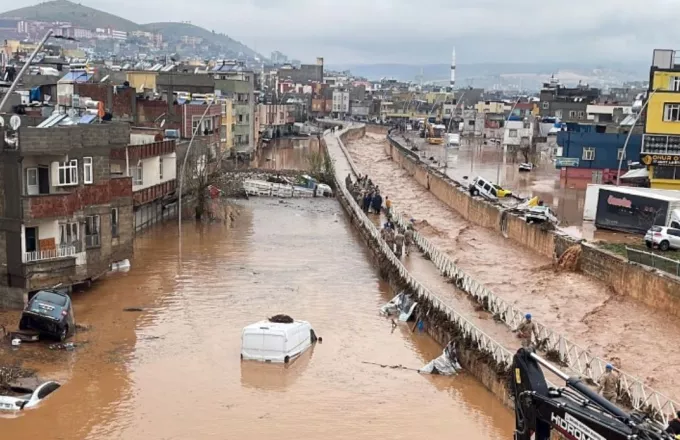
332;89;350;117
556;123;642;188
350;100;370;120
639;49;680;190
0;123;133;308
213;64;255;157
220;97;234;153
259;104;294;139
539;77;600;122
586;104;631;124
110;131;178;232
502;117;534;152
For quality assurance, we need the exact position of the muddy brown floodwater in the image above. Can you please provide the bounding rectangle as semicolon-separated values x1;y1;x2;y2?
1;198;512;439
255;137;321;170
347;133;680;400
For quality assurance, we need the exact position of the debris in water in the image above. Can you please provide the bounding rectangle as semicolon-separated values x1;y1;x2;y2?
556;245;581;271
123;307;146;312
268;314;294;323
49;342;78;351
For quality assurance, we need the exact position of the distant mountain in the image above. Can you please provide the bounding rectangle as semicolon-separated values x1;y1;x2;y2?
143;22;257;58
0;0;140;32
0;0;261;58
328;62;649;88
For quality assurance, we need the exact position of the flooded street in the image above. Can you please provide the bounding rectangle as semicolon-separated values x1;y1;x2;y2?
346;133;680;400
403;134;591;228
2;198;512;439
255;137;321;170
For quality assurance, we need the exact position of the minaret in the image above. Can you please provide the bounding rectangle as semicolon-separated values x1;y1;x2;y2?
450;47;456;88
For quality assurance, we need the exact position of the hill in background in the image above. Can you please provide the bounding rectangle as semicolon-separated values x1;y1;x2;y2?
0;0;261;58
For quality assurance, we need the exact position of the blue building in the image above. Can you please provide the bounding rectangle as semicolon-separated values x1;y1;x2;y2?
556;124;642;185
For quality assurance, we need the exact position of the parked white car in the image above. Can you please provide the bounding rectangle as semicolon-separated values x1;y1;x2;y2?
0;381;61;412
645;226;680;251
241;319;318;363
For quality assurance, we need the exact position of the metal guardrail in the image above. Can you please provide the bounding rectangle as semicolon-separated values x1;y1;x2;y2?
328;127;516;371
627;247;680;277
333;124;678;423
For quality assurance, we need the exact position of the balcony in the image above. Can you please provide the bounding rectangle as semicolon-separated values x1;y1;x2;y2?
24;244;77;263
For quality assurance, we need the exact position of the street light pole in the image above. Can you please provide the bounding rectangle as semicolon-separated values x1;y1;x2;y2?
616;89;658;186
0;29;53;112
178;100;215;248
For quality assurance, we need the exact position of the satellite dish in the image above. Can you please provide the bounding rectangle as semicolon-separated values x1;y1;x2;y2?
160;119;166;128
0;116;4;127
9;115;21;131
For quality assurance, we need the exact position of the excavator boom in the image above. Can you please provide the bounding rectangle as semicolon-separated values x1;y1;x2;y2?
510;348;673;440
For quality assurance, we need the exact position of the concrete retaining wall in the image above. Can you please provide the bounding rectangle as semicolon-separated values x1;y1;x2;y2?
384;135;680;318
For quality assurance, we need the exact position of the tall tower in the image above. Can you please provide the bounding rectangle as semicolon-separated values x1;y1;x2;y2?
450;47;456;88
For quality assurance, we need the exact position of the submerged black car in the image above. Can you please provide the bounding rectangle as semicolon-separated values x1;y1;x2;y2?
19;290;75;341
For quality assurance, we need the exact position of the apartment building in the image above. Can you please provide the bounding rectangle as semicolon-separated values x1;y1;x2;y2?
332;89;350;117
110;131;178;232
0;123;133;308
638;49;680;190
213;62;255;158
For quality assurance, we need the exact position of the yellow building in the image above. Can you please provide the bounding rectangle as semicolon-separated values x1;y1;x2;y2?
221;98;234;153
126;71;158;93
641;49;680;189
474;100;505;114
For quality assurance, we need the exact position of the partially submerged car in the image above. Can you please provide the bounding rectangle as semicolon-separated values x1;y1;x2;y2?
241;317;319;364
19;290;75;342
0;381;61;412
380;292;418;322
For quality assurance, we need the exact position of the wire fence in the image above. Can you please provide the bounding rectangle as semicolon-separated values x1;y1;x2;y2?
626;247;680;277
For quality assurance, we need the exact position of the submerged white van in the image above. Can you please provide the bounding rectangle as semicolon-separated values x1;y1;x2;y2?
241;320;318;363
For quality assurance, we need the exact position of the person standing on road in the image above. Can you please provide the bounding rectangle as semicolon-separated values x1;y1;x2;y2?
404;224;415;256
385;196;392;217
514;313;538;348
598;364;619;404
384;226;396;252
371;191;383;214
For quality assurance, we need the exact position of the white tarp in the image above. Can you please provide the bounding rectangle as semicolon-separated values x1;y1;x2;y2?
380;292;418;322
420;343;462;375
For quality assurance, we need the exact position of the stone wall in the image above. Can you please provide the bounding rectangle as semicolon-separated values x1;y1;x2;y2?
385;135;680;318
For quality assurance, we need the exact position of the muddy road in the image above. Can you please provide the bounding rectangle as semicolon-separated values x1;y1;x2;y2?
346;133;680;399
1;198;512;439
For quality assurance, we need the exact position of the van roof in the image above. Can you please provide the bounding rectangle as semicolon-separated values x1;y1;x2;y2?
242;320;310;334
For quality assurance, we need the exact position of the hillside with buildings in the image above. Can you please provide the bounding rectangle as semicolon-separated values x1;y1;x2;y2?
0;0;261;59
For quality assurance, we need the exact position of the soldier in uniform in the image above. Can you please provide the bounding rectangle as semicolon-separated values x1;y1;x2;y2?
598;364;619;404
394;230;405;257
404;224;415;255
514;313;538;348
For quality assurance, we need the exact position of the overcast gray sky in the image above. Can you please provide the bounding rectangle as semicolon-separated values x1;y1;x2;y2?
11;0;680;64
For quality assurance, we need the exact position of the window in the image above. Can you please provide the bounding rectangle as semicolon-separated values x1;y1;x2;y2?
111;208;119;237
59;222;78;244
57;160;78;186
83;157;93;184
579;111;585;118
664;104;680;122
159;157;163;179
203;118;213;133
653;165;679;179
671;76;680;92
279;112;284;120
509;129;518;138
238;114;243;122
582;147;595;161
85;215;100;247
192;118;201;134
617;148;626;160
542;102;549;109
131;161;143;186
569;110;577;118
555;110;563;119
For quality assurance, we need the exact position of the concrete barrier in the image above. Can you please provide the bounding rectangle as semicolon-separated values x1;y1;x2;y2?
384;135;680;319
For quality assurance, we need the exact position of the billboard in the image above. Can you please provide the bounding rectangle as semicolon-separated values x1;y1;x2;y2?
640;153;680;166
595;189;669;234
555;157;580;168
